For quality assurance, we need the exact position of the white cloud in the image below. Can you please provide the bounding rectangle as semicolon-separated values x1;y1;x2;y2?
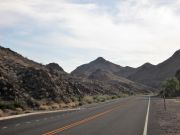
0;0;180;72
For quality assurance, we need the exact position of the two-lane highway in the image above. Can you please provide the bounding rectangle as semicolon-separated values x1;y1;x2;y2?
0;96;153;135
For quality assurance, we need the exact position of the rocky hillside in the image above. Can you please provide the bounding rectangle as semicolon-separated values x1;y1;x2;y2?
46;63;65;73
0;46;151;112
115;66;136;78
0;47;103;109
72;50;180;89
0;46;83;108
115;63;154;78
71;57;153;93
126;50;180;88
71;57;123;78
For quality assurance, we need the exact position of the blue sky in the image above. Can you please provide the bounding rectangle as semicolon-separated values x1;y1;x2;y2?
0;0;180;72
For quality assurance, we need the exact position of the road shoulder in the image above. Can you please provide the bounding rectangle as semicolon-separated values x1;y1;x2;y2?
148;97;180;135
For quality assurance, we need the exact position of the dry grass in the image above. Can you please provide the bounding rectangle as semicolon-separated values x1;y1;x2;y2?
59;103;68;108
39;105;51;110
51;103;60;110
0;109;4;117
67;102;79;108
83;96;94;104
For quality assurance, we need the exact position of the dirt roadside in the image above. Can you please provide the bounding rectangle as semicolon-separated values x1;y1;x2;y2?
150;97;180;135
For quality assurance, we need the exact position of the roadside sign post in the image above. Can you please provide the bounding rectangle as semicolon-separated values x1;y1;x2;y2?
163;90;166;111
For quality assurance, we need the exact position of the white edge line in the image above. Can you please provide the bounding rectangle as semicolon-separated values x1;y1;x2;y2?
143;96;150;135
0;108;81;121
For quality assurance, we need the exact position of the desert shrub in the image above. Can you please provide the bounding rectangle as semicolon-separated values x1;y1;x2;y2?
111;95;118;99
67;102;78;107
51;103;60;109
0;109;4;117
26;98;40;108
160;77;180;97
93;95;108;102
78;102;83;106
79;94;122;106
71;97;79;102
39;105;51;110
0;102;22;110
59;102;68;108
82;96;94;104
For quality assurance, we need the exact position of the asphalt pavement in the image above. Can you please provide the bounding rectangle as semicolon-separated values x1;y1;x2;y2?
0;96;159;135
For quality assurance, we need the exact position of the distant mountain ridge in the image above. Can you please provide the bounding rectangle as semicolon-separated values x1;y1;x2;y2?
71;56;154;93
127;50;180;88
72;50;180;89
71;57;123;78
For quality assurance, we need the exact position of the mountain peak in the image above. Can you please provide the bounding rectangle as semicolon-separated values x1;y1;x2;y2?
71;56;123;78
143;62;153;67
172;49;180;57
137;62;154;70
94;57;106;63
46;63;64;72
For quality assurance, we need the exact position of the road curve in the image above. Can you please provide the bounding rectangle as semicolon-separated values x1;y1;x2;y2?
0;96;154;135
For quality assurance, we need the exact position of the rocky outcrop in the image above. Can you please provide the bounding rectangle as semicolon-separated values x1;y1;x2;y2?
46;63;64;72
0;47;84;109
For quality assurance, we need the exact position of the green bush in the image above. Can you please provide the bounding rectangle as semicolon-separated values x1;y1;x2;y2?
160;77;180;97
0;103;22;110
111;95;118;99
82;96;94;104
93;95;118;102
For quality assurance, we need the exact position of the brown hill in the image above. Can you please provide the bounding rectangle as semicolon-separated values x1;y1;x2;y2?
72;50;180;89
71;57;153;93
0;47;111;109
88;69;132;83
0;46;84;107
127;50;180;88
115;66;136;78
46;63;64;72
71;57;123;78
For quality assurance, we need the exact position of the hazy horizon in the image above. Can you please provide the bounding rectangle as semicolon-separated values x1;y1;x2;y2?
1;0;180;72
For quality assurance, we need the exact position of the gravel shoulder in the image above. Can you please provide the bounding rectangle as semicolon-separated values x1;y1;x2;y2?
149;97;180;135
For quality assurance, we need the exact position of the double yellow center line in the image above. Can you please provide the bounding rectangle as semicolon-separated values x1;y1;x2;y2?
42;98;135;135
42;105;122;135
